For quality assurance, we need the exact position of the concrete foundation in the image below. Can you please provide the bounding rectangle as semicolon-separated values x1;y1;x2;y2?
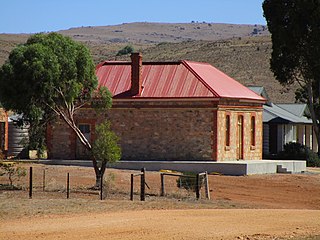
35;159;306;176
110;160;306;175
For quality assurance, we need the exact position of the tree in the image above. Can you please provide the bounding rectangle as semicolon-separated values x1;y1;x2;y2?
263;0;320;154
116;45;134;56
0;162;26;188
0;32;113;184
92;120;121;187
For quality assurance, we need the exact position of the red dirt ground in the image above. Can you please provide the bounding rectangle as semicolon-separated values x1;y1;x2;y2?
1;163;320;239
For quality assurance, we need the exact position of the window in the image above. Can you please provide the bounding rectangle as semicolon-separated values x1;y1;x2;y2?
250;116;255;146
284;124;297;144
225;115;230;147
79;124;90;134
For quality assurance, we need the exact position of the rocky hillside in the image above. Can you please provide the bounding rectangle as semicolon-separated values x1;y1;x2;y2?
59;22;268;44
0;22;297;103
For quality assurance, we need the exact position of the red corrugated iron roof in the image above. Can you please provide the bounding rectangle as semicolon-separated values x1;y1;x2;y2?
96;60;265;102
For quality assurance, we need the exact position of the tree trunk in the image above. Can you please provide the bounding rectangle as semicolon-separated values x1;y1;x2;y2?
93;159;107;188
306;84;320;155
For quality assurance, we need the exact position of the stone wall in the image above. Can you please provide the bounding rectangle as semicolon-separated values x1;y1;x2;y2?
47;120;74;159
108;108;214;160
47;100;263;161
216;107;263;161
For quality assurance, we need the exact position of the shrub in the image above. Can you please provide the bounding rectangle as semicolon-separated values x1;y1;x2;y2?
305;149;320;167
116;45;134;56
277;142;320;167
0;162;27;187
176;172;204;192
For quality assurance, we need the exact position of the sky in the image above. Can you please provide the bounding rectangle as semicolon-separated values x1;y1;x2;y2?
0;0;266;34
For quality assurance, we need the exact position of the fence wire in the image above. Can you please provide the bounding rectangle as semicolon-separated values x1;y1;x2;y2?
0;163;209;201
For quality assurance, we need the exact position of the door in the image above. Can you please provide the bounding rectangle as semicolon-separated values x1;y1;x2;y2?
237;115;244;160
269;124;278;154
76;124;91;159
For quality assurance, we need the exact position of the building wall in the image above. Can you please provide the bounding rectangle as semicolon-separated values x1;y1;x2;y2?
47;101;263;161
215;107;263;161
108;107;214;160
47;119;77;159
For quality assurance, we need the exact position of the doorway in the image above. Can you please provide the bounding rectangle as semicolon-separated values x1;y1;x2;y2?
237;115;244;160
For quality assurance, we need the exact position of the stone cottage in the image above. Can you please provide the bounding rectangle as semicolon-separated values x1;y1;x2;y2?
47;53;265;161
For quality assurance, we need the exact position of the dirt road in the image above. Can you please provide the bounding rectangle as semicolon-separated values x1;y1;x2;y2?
1;209;320;240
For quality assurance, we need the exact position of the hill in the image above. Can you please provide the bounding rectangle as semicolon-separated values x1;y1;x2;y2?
0;22;296;103
59;22;268;44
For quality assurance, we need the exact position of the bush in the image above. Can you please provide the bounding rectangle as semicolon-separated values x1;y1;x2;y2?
277;142;320;167
116;45;134;56
176;172;204;192
0;162;27;187
305;149;320;167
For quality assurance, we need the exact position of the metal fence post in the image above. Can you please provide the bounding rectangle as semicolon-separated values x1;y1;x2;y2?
160;173;165;196
67;172;70;199
130;174;134;201
140;168;145;201
196;173;200;200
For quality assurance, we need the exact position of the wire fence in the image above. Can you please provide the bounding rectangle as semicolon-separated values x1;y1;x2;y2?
0;163;210;201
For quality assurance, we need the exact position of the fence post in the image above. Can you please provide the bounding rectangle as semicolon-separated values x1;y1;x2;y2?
196;173;200;200
140;168;145;201
130;174;134;201
43;169;46;192
160;173;164;196
205;171;210;200
29;167;33;199
66;173;70;199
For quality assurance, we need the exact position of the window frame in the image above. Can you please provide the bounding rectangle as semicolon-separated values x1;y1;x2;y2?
225;114;231;148
250;116;256;147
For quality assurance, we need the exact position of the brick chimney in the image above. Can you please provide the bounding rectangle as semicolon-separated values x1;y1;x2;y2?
130;52;142;96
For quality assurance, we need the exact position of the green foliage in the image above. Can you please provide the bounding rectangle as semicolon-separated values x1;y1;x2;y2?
116;45;134;56
92;120;121;166
263;0;320;151
0;162;27;186
277;142;320;167
0;32;97;115
176;172;204;192
263;0;320;86
27;120;47;154
0;32;112;158
91;86;112;112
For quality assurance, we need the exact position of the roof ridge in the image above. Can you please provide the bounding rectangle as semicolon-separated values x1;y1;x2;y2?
181;60;220;97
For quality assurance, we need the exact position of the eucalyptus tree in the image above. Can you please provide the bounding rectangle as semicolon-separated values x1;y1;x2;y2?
263;0;320;153
0;32;117;183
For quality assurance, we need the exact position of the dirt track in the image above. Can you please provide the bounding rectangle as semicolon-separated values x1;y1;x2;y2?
1;209;320;240
1;164;320;239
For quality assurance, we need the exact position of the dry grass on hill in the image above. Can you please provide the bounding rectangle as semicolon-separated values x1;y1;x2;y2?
0;23;296;103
